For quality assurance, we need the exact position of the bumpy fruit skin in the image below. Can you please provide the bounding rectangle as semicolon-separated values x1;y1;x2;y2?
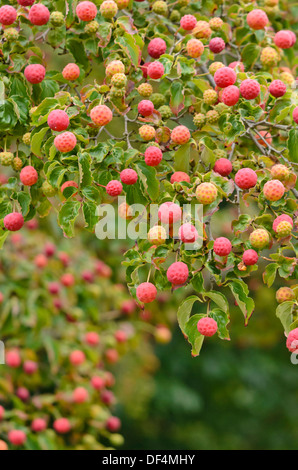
209;37;225;53
150;93;166;108
0;6;17;25
229;61;245;72
197;317;218;337
47;109;70;131
0;151;14;166
106;180;123;197
158;202;182;224
73;387;89;404
214;158;232;176
148;226;167;245
62;63;80;81
274;30;296;49
206;110;219;124
193;113;205;127
100;0;118;19
203;89;218;105
246;9;268;30
214;67;236;88
209;17;223;30
28;4;50;25
24;64;46;84
144;146;163;166
171;171;190;184
213;237;232;256
116;0;130;8
273;214;293;232
137;83;153;97
235;168;258;189
222;85;240;106
54;132;77;153
249;229;270;249
106;60;125;76
61;180;78;195
277;287;295;304
31;418;47;433
8;430;26;446
257;130;272;147
263;179;285;201
193;20;212;39
139;125;155;141
280;72;295;86
158;105;172;119
54;418;71;434
76;1;97;21
186;38;204;58
147;61;164;79
90;105;113;126
196;182;218;204
260;47;279;67
111;73;127;88
120;169;138;185
293;107;298;124
136;282;157;303
147;38;167;58
240;79;260;100
269;80;287;98
17;0;35;5
167;262;189;286
152;1;168;16
20;166;38;186
84;20;99;34
42;181;56;197
70;350;85;365
180;14;197;31
209;62;224;75
50;11;65;27
276;221;292;238
178;223;198;243
4;212;24;232
171;125;190;145
242;249;259;266
138;100;154;117
3;28;19;41
270;164;289;181
286;328;298;353
23;133;31;146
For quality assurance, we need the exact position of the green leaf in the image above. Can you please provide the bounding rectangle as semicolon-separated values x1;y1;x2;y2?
177;295;200;334
78;152;92;187
170;81;184;116
66;38;89;69
115;33;142;67
288;129;298;163
58;201;81;238
184;314;205;357
210;308;230;340
241;43;260;69
263;263;278;287
228;279;255;325
203;291;229;314
173;142;191;173
136;161;159;201
83;201;99;231
276;301;294;335
31;127;49;157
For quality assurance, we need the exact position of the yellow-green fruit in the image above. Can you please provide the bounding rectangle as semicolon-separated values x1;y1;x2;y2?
265;0;278;5
203;89;218;105
115;0;130;9
42;181;56;197
100;0;118;19
111;73;127;88
206;110;219;124
152;1;168;16
50;11;65;27
249;229;270;250
106;60;125;77
159;105;172;120
280;72;295;86
170;10;180;22
109;434;125;447
139;125;156;141
193;113;205;127
148;226;167;245
84;20;99;34
0;152;13;166
209;17;223;30
196;182;218;204
150;93;166;108
110;86;125;98
276;221;292;238
23;133;31;146
214;102;229;115
3;28;19;41
209;62;225;75
260;47;279;67
193;21;212;39
178;0;190;5
214;149;226;159
137;83;153;97
276;287;295;303
270;164;290;181
12;157;23;171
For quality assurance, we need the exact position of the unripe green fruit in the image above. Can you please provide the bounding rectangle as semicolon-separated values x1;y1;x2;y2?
214;149;227;159
12;157;23;171
111;73;127;88
137;83;153;97
178;0;190;6
0;152;13;166
209;62;224;75
152;1;168;16
193;113;205;127
23;133;31;146
3;28;19;41
145;142;160;150
203;89;218;105
214;102;229;115
110;86;125;98
150;93;166;108
159;105;172;119
206;110;219;124
86;126;99;137
84;20;99;34
109;434;125;447
260;47;279;67
170;10;181;22
276;221;292;238
249;229;270;250
50;11;65;27
42;181;56;197
100;0;118;19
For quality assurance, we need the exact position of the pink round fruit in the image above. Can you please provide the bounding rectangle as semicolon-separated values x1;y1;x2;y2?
24;64;46;84
209;37;225;53
240;79;260;100
292;107;298;124
171;125;191;145
28;4;50;25
4;213;24;232
53;418;71;434
106;416;121;432
167;261;189;286
8;430;26;446
273;214;293;232
69;350;85;365
214;67;236;88
91;376;105;390
242;249;259;266
235;168;258;189
213;158;233;176
76;1;97;21
23;360;38;375
144;146;163;166
158;201;182;224
106;180;123;197
60;273;75;287
16;387;29;402
246;9;268;30
274;30;296;49
0;406;4;421
73;387;89;404
197;317;218;337
286;328;298;353
115;330;127;343
6;349;21;368
269;80;287;98
138;100;154;117
147;38;167;58
263;179;285;201
147;61;164;79
221;85;240;106
54;132;77;153
180;14;197;31
178;223;198;244
229;61;244;72
61;180;78;195
196;182;218;204
120;169;138;185
85;331;100;345
20;166;38;186
0;5;17;25
31;418;47;433
62;63;80;81
47;110;70;131
170;172;190;184
136;282;157;303
90;105;113;126
213;237;232;256
186;38;204;58
17;0;35;5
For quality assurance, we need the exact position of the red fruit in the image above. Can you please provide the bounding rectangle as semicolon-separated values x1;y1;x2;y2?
214;158;232;176
221;85;240;106
61;180;78;195
101;390;115;405
47;110;70;131
73;387;89;404
48;282;60;295
69;350;85;365
6;349;21;368
54;132;77;153
167;262;189;286
180;14;197;31
90;104;113;126
23;360;38;375
171;125;191;144
20;166;38;186
8;430;26;446
263;179;285;201
4;213;24;232
170;171;190;184
178;223;198;243
147;38;167;58
16;387;29;402
235;168;258;189
120;169;138;185
106;180;123;197
53;418;71;434
24;64;46;84
136;282;157;303
62;63;80;81
273;214;293;232
213;237;232;256
17;0;35;5
138;100;154;117
106;416;121;432
105;348;119;364
274;30;296;49
197;317;218;337
85;331;100;345
158;201;182;224
147;61;164;79
28;4;50;25
257;130;272;146
31;418;47;433
242;249;258;266
95;260;112;278
91;376;105;390
82;270;94;283
115;330;127;343
76;1;97;21
0;406;4;421
0;6;17;25
240;79;260;100
229;61;244;72
121;299;136;315
60;273;74;287
292;107;298;124
269;80;287;98
209;37;225;53
144;146;163;166
214;67;236;88
246;9;268;30
286;328;298;353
